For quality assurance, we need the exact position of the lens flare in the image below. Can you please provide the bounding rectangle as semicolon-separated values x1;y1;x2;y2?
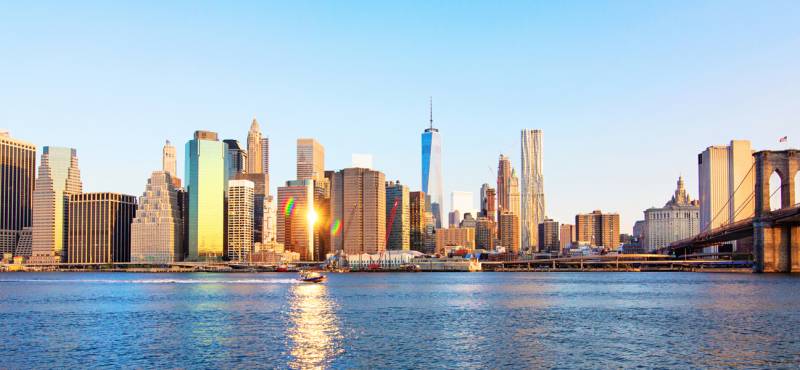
330;219;341;236
284;197;295;217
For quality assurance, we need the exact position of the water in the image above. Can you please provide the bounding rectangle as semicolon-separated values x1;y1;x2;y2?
1;272;799;369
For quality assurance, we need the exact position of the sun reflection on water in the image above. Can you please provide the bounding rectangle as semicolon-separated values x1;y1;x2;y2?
287;283;342;369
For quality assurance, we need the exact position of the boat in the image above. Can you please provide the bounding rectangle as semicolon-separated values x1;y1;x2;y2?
298;271;326;283
276;264;289;272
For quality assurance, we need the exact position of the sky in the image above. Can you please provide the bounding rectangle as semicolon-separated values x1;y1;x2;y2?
2;1;799;231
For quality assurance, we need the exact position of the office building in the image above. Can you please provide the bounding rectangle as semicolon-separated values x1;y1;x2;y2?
247;118;263;174
31;147;82;263
421;103;443;229
185;130;227;260
498;212;520;254
162;140;180;187
479;184;496;221
409;191;427;252
313;174;332;260
386;181;410;251
261;137;270;176
263;196;276;242
330;168;386;255
233;173;269;244
0;132;36;255
497;154;512;219
559;223;575;249
509;169;520;218
475;218;496;250
538;218;559;254
67;192;137;263
698;140;755;231
277;180;314;260
227;179;254;261
224;139;247;179
297;138;325;182
521;129;545;252
131;171;183;263
575;210;620;249
643;176;700;251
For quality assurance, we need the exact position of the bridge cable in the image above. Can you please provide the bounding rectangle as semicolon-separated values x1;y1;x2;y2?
707;162;756;229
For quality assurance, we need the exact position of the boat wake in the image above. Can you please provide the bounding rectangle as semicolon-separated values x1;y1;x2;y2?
0;278;300;285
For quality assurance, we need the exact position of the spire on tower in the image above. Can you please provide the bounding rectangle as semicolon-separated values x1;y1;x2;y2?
429;96;433;129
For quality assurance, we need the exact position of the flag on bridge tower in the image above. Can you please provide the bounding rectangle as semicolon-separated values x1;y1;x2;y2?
779;136;788;143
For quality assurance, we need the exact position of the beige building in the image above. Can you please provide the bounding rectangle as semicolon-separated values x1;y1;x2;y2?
0;132;36;256
331;168;386;255
247;118;263;174
386;181;410;251
509;169;521;219
435;226;475;253
559;223;575;249
297;138;325;182
698;140;755;232
643;177;700;251
227;179;254;261
67;192;137;263
277;180;314;261
497;154;512;218
131;171;183;263
31;146;82;263
162;140;180;187
498;212;520;254
575;210;620;249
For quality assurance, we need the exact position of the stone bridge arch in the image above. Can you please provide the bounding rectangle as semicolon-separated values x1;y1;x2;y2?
753;150;800;272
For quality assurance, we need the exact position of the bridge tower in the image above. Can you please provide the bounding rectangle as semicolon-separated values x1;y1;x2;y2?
753;150;800;272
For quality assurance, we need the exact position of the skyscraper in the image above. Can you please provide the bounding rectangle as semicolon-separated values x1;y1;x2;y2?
297;138;325;182
162;140;180;187
559;223;575;249
496;154;512;219
479;184;496;221
475;218;496;250
30;146;82;263
234;173;268;244
386;181;410;251
223;139;247;179
277;179;315;260
499;213;520;254
0;132;36;255
261;137;270;176
330;168;386;255
247;118;263;174
131;171;183;263
521;129;545;252
509;169;520;218
227;179;254;261
409;191;427;252
185;130;227;260
698;140;755;232
421;100;443;229
67;192;137;263
263;195;277;242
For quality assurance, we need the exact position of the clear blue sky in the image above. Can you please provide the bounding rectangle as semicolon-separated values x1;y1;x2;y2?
2;1;799;231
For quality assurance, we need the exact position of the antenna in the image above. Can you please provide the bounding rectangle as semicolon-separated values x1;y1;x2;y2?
429;96;433;129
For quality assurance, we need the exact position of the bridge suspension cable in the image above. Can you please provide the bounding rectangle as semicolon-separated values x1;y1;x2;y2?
707;162;756;229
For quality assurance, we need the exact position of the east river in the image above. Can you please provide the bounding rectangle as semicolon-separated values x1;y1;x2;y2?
1;272;799;369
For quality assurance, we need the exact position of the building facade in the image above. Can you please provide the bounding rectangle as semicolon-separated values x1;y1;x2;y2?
497;155;512;219
479;184;496;221
520;129;545;252
277;180;315;261
162;140;180;187
297;138;325;182
409;191;427;252
559;223;575;249
698;140;755;232
247;118;263;174
185;130;227;260
223;139;247;179
498;212;520;254
643;176;700;251
538;218;559;254
435;226;476;252
475;217;496;250
131;171;183;263
67;192;137;263
227;179;254;261
31;146;82;263
575;210;620;249
0;132;36;255
386;181;410;251
330;168;386;255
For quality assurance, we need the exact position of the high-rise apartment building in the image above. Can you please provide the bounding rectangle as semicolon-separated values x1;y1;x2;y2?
0;132;36;255
331;168;386;255
386;181;410;251
575;210;620;249
131;171;183;263
409;191;427;252
67;192;137;263
247;118;263;174
475;218;496;250
698;140;755;231
162;140;180;187
31;146;82;263
521;129;545;252
497;155;514;219
479;184;496;221
498;212;520;254
261;137;270;176
277;180;314;260
559;223;575;249
435;226;475;252
227;179;254;261
538;218;559;254
297;138;325;182
421;106;443;229
233;173;269;244
643;177;700;251
185;130;227;260
223;139;247;179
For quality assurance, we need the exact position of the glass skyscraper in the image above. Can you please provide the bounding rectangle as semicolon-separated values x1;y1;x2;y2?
421;121;443;228
185;131;228;260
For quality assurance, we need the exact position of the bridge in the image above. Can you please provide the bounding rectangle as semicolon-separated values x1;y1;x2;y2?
664;149;799;273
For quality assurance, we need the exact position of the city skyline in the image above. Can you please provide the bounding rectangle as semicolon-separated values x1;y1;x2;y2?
2;1;800;231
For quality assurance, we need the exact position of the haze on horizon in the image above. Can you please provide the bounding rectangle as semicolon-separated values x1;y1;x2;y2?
1;1;799;231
